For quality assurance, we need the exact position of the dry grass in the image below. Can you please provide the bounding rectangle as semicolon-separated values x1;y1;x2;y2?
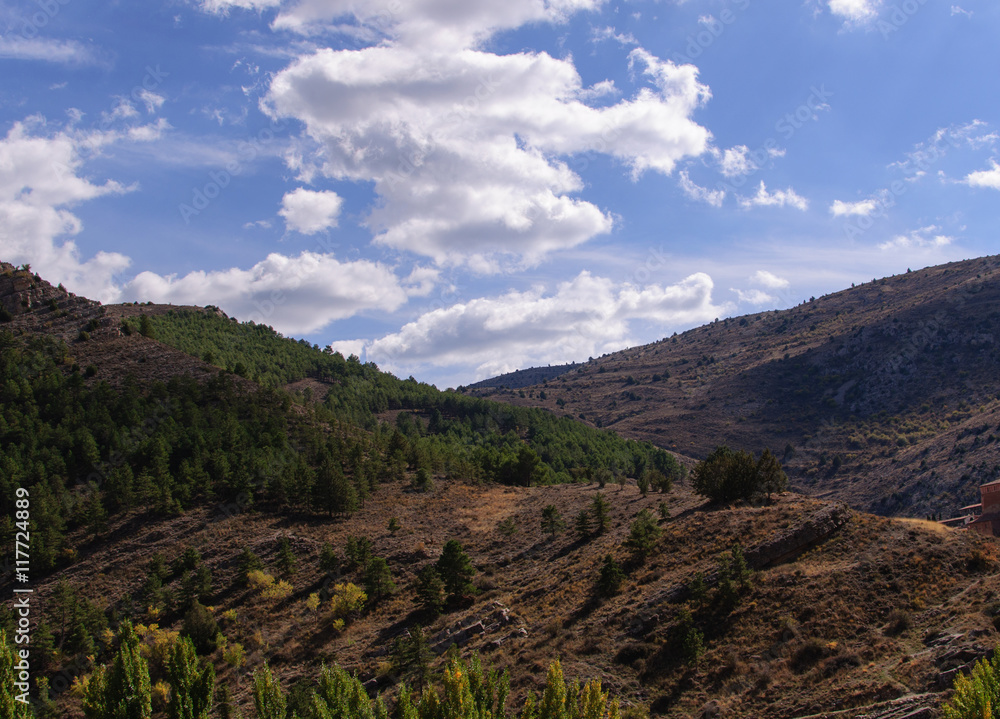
26;476;1000;718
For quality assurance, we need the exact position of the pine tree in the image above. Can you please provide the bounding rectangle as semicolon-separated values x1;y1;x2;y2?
82;620;152;719
574;509;592;540
595;555;624;598
541;505;565;539
363;557;395;603
590;494;610;535
276;536;297;576
319;542;339;577
165;636;215;719
416;565;446;615
237;547;264;585
624;509;661;563
435;540;476;601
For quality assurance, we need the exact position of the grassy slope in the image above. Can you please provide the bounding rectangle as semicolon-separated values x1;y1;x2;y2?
32;479;1000;718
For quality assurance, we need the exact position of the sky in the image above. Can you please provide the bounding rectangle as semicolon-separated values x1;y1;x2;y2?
1;0;999;388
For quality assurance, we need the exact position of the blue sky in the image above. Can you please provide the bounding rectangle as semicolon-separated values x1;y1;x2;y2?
2;0;998;387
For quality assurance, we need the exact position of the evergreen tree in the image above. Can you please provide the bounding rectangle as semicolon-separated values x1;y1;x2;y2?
435;540;476;601
363;557;395;603
319;542;339;577
595;555;624;598
541;505;565;539
237;548;264;584
82;620;152;719
590;494;610;535
181;602;219;655
574;509;592;540
624;509;661;563
276;536;297;576
345;536;373;570
415;566;446;615
138;315;155;339
392;626;432;691
165;636;214;719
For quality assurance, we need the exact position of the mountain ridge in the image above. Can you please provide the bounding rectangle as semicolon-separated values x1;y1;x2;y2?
467;255;1000;520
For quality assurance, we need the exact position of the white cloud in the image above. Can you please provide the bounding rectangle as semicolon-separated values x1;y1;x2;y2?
279;188;344;234
127;118;171;142
356;270;726;380
265;42;710;270
965;160;1000;190
0;36;98;65
739;182;808;211
878;226;954;251
828;0;880;22
402;266;440;297
678;171;724;207
591;26;637;46
137;89;166;114
731;288;776;305
890;120;998;179
715;144;784;179
951;6;973;17
830;198;878;216
266;0;606;49
0;120;133;302
200;0;282;12
750;270;790;290
125;251;410;335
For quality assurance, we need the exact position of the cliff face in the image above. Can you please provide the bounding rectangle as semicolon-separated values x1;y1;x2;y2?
0;261;95;325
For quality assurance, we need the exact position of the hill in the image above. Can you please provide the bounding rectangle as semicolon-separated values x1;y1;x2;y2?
465;363;581;390
3;259;1000;719
468;255;1000;521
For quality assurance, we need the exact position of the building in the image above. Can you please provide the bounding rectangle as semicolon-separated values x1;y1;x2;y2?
960;479;1000;537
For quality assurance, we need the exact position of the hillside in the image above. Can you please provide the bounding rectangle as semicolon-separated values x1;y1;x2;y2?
469;255;1000;520
465;363;581;390
3;260;1000;719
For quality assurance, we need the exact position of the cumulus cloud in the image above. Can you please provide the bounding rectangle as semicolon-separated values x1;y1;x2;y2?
125;251;410;335
279;188;344;234
830;198;878;216
750;270;790;290
259;3;711;270
714;144;784;179
265;0;607;49
828;0;880;22
0;120;134;302
965;160;1000;190
353;271;726;379
878;226;954;251
678;171;724;207
732;288;776;305
739;182;808;211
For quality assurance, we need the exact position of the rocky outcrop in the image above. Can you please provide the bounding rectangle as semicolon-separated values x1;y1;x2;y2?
787;693;938;719
638;503;852;624
430;600;528;654
0;260;98;331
